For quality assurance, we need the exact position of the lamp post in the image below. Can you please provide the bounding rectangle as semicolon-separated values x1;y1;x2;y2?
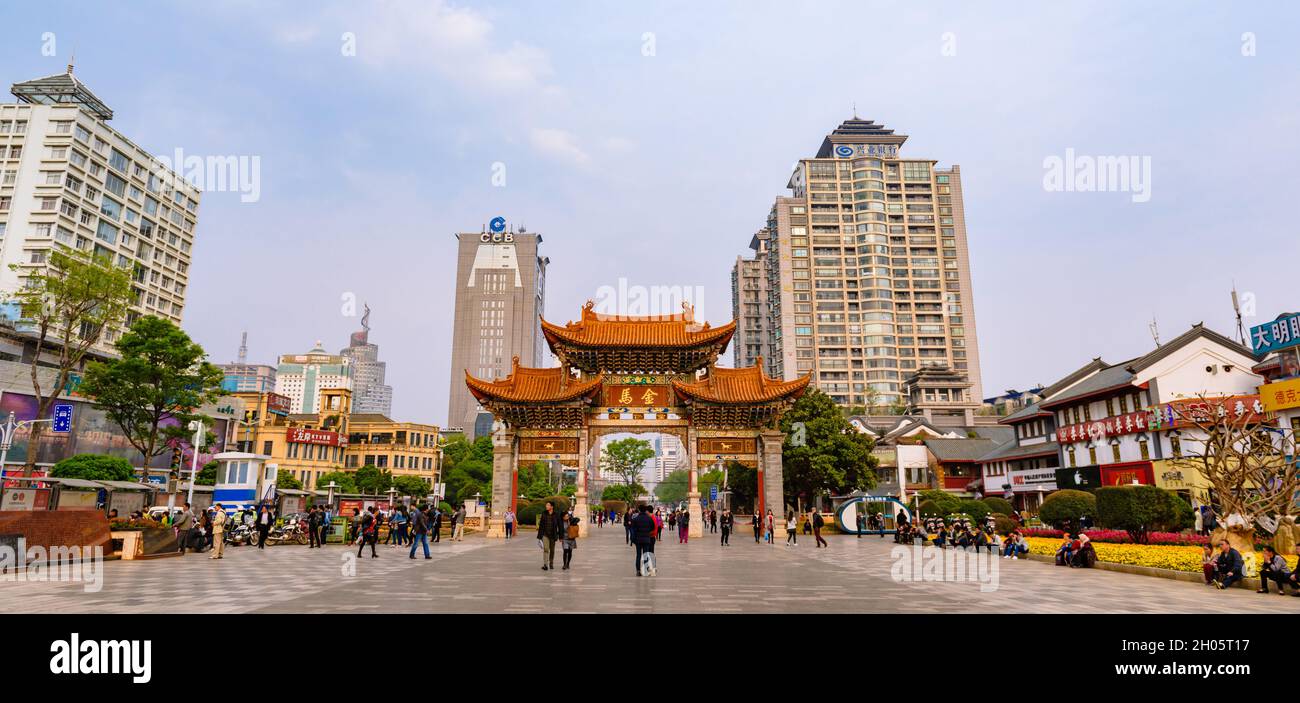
386;485;398;511
0;412;53;485
325;480;338;507
183;419;206;507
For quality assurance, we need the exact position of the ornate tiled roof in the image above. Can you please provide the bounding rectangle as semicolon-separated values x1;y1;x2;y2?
465;358;602;404
541;301;735;350
672;361;810;405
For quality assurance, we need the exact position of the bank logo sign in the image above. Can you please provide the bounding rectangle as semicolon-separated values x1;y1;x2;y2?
489;216;506;233
831;143;899;158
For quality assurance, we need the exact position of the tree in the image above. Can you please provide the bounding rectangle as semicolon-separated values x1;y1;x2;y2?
354;464;393;494
445;459;491;505
602;483;642;503
723;461;758;513
1167;393;1300;552
317;470;358;494
50;454;134;482
79;316;224;471
194;460;218;486
392;475;430;497
6;249;133;474
276;469;303;490
598;437;655;496
780;389;878;508
654;469;690;505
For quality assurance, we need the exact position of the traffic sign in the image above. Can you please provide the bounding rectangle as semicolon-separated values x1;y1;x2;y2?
52;404;73;433
709;485;718;501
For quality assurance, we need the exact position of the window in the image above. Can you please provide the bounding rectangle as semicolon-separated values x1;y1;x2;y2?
1138;438;1150;460
1170;435;1182;458
95;220;118;244
109;149;131;173
105;172;127;197
1111;444;1121;463
100;197;123;221
263;440;273;455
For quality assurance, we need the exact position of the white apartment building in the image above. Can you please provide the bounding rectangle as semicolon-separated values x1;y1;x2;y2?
0;68;199;345
276;342;354;414
733;118;983;408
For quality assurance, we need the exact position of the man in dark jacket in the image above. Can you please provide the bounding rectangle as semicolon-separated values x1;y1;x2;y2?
1214;539;1244;589
306;506;321;548
409;505;431;560
537;501;563;571
631;505;657;576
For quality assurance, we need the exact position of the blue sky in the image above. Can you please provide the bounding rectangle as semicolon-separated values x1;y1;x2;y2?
4;1;1298;423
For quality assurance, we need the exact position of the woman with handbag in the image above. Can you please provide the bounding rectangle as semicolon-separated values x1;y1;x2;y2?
562;511;580;570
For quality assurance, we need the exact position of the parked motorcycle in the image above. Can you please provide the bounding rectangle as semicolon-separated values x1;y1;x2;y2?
265;515;310;546
224;522;257;547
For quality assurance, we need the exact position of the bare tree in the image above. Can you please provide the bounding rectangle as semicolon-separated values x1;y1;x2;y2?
1164;393;1299;552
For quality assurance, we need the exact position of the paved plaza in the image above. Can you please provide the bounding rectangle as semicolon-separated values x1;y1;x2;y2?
2;527;1293;614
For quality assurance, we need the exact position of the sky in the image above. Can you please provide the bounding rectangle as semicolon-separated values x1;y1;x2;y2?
4;1;1298;425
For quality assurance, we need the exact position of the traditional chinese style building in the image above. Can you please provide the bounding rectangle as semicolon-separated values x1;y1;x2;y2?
465;301;810;537
1043;324;1264;503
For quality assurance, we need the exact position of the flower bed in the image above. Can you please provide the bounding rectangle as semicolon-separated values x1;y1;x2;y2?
1020;528;1208;546
1023;537;1298;574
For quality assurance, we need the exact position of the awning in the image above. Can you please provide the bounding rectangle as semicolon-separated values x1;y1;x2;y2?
95;480;157;491
178;483;214;493
276;488;312;495
37;477;104;489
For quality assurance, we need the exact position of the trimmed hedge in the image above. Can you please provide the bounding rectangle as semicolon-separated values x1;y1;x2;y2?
1095;485;1193;544
982;497;1015;516
1039;489;1096;532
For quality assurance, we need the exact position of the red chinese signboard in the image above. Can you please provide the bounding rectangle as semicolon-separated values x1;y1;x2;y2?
266;393;292;416
1057;395;1266;444
1101;461;1155;486
286;427;343;446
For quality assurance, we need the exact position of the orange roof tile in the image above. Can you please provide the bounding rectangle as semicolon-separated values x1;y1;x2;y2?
671;361;811;405
465;359;603;404
542;301;735;349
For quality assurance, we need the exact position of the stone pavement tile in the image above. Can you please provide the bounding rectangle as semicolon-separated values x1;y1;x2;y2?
0;527;1295;614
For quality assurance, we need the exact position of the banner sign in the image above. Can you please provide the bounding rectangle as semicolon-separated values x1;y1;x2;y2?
286;427;343;447
602;385;672;408
1250;312;1300;354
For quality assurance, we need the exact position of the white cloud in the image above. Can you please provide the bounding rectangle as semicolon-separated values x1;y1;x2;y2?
529;127;590;166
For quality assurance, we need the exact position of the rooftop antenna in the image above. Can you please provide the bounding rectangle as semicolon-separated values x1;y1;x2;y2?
1149;315;1161;348
1230;283;1247;346
67;50;75;75
237;331;248;365
852;101;858;119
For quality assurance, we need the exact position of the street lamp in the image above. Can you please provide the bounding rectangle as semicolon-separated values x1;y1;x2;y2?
386;485;398;511
184;420;206;506
0;411;52;483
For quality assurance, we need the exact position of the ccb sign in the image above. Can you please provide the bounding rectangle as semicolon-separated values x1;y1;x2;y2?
480;231;514;243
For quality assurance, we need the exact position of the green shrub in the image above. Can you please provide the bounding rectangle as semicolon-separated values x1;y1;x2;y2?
1095;485;1193;544
1039;489;1096;533
993;513;1016;535
543;495;571;515
51;454;135;482
982;497;1015;516
918;500;941;517
601;500;628;516
957;499;991;523
917;489;961;515
516;501;543;526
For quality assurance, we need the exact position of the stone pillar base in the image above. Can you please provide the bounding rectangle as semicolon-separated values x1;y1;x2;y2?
574;495;589;537
486;520;504;538
688;495;703;538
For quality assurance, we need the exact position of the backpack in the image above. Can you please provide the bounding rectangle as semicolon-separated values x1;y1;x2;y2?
813;513;824;528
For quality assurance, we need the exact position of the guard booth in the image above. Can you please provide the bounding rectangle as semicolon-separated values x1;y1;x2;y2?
212;452;277;513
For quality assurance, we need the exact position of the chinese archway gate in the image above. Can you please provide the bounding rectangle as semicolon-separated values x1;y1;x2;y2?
465;301;810;538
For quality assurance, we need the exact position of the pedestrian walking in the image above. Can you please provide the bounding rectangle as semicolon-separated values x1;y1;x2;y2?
256;503;273;549
786;512;797;546
537;501;562;571
631;504;657;576
720;509;732;546
209;505;226;559
855;511;865;538
710;509;718;534
678;510;690;544
653;510;664;541
752;512;761;543
409;505;432;559
561;511;579;570
175;502;195;554
452;505;467;541
624;510;634;545
431;507;443;542
504;509;516;540
357;507;379;558
307;505;321;548
765;509;775;544
812;508;828;548
319;506;332;546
